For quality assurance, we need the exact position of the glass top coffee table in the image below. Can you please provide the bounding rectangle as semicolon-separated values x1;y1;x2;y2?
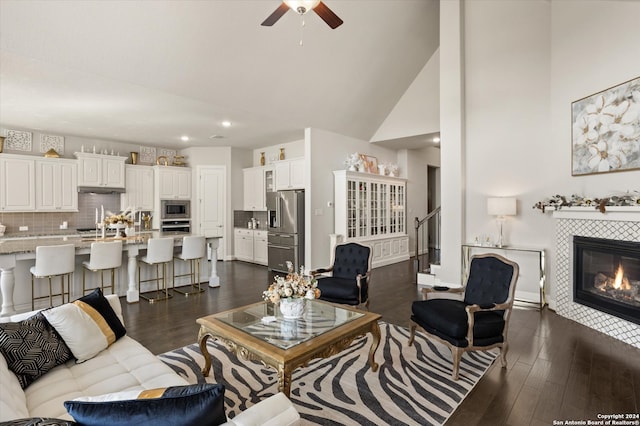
197;299;381;397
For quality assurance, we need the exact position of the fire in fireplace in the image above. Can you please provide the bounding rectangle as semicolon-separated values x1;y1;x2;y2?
573;236;640;325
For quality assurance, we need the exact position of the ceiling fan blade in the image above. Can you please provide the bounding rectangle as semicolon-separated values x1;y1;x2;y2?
261;2;290;26
313;1;343;29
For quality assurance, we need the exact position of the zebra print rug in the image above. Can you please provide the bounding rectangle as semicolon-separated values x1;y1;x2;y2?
158;322;496;426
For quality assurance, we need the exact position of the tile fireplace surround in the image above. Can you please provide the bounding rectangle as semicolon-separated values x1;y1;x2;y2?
554;207;640;348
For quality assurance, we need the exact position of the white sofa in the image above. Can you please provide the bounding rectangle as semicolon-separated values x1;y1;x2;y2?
0;295;300;425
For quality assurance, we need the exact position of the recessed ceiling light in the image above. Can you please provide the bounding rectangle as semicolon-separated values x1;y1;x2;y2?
181;135;189;142
221;121;232;128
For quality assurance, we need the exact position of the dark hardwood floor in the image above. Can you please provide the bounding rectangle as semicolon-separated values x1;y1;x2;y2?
120;260;640;425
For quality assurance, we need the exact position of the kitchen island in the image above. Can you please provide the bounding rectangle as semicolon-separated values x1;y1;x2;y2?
0;232;221;316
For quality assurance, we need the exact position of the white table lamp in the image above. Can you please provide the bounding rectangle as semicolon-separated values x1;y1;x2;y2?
487;197;517;248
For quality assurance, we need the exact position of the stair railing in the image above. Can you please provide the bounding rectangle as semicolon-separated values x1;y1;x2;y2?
414;206;441;274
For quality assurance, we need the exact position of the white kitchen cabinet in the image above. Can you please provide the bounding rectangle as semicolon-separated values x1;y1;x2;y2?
243;166;273;211
74;152;126;189
333;169;409;268
234;228;254;262
35;158;78;211
275;158;305;190
0;154;36;211
155;166;191;200
121;165;154;211
253;230;268;266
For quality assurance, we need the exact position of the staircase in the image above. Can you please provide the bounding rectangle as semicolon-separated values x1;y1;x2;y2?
414;207;441;286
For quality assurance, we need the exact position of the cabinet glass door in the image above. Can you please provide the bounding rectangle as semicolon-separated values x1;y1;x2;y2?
370;182;378;236
379;183;387;234
397;185;405;233
358;181;368;237
347;179;357;238
389;185;397;233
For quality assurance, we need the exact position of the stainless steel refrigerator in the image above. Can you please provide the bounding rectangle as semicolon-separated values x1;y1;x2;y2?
267;190;304;273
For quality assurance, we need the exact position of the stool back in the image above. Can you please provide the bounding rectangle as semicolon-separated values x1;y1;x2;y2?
87;240;123;270
145;238;174;263
34;244;75;276
180;236;206;260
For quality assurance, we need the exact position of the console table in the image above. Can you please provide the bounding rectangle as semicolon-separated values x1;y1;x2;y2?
461;244;546;310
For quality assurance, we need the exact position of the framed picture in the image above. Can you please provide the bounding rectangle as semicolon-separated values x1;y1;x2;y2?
359;154;378;174
571;76;640;176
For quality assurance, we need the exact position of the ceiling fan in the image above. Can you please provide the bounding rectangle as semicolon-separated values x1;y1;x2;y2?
261;1;343;29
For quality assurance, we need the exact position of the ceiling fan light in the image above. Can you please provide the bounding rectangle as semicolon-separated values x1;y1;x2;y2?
284;0;321;15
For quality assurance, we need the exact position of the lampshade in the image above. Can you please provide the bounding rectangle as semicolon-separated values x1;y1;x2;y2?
284;0;321;14
487;197;517;216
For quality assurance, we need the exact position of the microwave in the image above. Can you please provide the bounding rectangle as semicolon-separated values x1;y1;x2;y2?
161;200;190;219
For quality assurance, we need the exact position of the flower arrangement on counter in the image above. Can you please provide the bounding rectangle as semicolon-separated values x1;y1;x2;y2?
103;207;135;227
533;191;640;213
263;261;320;304
104;214;133;226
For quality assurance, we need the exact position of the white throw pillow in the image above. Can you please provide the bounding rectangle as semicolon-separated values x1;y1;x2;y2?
42;289;126;362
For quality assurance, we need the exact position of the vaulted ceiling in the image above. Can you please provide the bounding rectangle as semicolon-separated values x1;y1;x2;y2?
0;0;439;149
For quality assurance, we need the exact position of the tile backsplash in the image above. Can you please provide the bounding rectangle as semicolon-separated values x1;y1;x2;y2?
234;210;268;229
0;193;121;234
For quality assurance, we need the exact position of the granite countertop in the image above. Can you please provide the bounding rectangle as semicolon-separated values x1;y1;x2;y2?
0;231;194;255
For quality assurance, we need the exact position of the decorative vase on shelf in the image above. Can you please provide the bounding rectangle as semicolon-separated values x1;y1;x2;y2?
130;152;138;165
279;147;285;161
279;298;305;320
260;152;265;166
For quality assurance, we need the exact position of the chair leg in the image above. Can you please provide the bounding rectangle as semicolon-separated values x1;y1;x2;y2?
499;342;508;368
408;323;417;346
451;347;463;380
48;277;53;308
31;275;35;311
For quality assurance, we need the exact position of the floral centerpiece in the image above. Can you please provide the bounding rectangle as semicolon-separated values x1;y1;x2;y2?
263;262;320;319
103;213;133;227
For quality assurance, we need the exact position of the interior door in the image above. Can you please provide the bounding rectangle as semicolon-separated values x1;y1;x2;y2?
198;166;226;258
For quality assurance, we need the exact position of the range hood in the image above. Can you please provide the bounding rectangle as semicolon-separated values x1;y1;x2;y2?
77;186;125;194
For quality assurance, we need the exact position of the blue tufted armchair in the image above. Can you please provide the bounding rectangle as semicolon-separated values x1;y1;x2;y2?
311;242;372;308
409;253;519;379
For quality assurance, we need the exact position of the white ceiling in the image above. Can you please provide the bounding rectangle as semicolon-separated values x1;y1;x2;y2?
0;0;439;150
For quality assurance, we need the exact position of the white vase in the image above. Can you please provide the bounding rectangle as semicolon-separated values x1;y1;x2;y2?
279;298;305;320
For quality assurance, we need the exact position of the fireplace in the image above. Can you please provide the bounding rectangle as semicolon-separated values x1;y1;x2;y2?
573;236;640;326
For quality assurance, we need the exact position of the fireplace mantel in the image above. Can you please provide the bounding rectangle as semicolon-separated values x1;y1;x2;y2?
552;206;640;222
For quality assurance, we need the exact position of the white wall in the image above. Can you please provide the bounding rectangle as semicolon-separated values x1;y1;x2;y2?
457;0;640;305
306;127;400;270
371;48;441;142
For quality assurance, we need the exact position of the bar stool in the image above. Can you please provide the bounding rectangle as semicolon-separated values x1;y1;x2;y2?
173;236;206;296
30;244;75;310
82;240;123;295
138;237;174;303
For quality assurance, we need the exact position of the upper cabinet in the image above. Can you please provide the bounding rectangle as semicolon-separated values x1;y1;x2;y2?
35;158;78;211
243;166;273;211
0;154;36;212
75;152;126;189
155;166;191;199
121;165;154;211
275;158;305;190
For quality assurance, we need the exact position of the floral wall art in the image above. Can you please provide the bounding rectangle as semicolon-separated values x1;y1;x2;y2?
572;76;640;176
